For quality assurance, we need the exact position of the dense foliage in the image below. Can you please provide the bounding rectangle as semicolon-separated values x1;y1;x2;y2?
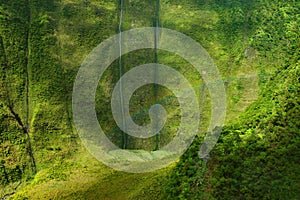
165;59;300;199
164;1;300;199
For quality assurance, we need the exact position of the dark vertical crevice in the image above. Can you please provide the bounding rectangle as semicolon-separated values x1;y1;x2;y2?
6;103;36;175
154;0;160;151
0;35;36;173
1;34;37;176
118;0;127;149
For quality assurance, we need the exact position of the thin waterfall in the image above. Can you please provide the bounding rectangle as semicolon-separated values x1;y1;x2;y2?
154;0;160;150
118;0;127;149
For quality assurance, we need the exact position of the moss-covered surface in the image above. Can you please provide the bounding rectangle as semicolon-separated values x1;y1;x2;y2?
0;0;299;199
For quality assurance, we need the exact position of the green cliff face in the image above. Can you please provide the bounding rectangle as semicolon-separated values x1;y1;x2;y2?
0;0;299;199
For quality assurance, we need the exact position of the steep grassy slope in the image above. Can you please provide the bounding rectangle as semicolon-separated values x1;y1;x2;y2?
1;0;298;199
164;1;300;199
165;61;300;199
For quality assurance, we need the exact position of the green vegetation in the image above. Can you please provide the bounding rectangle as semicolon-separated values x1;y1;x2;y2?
164;60;300;199
164;1;300;199
0;0;299;199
